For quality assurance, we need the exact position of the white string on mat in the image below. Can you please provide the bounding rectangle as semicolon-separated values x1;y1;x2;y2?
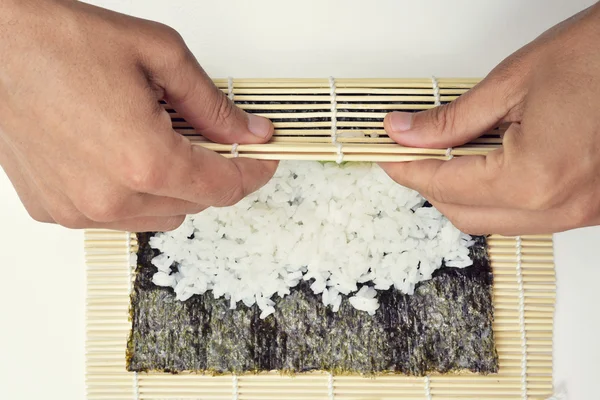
336;142;344;164
126;232;140;400
424;375;432;400
132;370;139;400
329;76;343;164
431;75;441;107
431;76;453;161
227;78;239;159
231;143;239;158
227;76;235;101
232;374;239;400
328;373;335;400
328;76;338;143
516;236;528;399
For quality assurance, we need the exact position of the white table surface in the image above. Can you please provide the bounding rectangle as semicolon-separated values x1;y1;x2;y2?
1;1;598;399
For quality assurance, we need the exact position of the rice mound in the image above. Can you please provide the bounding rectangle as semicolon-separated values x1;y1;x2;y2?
149;161;474;318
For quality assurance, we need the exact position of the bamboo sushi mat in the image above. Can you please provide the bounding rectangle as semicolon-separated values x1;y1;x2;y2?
173;78;501;161
85;233;555;400
85;78;556;399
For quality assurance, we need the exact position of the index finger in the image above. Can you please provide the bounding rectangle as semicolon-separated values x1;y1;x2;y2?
124;131;278;207
378;149;519;208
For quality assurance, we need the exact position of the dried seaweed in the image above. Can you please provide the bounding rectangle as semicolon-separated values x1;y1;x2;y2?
127;233;497;375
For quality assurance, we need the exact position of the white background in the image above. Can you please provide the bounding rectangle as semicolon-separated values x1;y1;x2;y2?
1;1;598;399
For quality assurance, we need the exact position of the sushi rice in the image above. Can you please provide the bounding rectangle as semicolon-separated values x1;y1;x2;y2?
149;161;474;319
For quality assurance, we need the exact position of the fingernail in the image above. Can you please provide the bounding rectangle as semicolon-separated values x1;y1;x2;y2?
248;113;272;138
388;112;413;132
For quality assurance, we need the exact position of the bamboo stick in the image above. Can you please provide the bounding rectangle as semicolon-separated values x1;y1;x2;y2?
221;153;450;162
176;129;503;137
193;142;496;155
243;136;503;145
212;77;479;87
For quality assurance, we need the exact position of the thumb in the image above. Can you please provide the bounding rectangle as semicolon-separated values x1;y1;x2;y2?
383;77;512;148
143;31;274;144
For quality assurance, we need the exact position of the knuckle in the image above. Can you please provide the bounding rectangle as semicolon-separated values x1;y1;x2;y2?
51;207;87;229
508;163;557;211
19;197;53;223
427;181;445;204
77;195;124;223
125;158;166;193
449;216;470;234
142;22;192;70
26;207;53;224
522;194;553;211
487;66;526;114
425;171;447;203
210;164;245;207
488;61;517;91
521;177;560;211
214;181;245;207
159;26;192;64
489;51;527;90
565;196;597;227
207;93;236;130
431;103;458;137
570;208;591;228
448;213;484;235
161;24;185;43
152;22;185;47
169;41;193;68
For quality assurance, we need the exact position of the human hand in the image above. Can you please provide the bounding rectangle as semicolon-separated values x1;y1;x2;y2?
0;0;277;232
380;3;600;236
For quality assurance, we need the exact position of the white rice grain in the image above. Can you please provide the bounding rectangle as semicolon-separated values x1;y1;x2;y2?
149;162;474;318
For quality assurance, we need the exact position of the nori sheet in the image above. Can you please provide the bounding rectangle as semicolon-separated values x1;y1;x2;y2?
127;233;498;375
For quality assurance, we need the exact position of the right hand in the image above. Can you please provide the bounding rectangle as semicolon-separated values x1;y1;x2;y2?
380;3;600;235
0;0;277;232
